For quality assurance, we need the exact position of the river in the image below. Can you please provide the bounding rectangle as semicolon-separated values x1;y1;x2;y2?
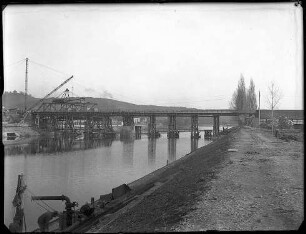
4;126;229;231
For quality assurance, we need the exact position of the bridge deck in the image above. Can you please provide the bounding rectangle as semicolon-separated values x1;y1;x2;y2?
32;110;254;117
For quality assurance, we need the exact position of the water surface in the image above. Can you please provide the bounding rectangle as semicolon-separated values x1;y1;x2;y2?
4;128;218;231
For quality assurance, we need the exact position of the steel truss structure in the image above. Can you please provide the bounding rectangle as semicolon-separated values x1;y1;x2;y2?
32;109;252;138
33;114;114;134
39;97;97;112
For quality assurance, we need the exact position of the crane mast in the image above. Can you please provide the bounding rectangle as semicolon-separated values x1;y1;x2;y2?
21;75;73;122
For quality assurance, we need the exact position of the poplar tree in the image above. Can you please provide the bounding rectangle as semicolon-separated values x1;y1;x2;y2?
246;79;258;112
230;74;247;112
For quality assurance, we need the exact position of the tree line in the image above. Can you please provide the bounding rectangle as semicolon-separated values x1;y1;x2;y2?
229;75;288;133
3;90;33;97
230;74;257;112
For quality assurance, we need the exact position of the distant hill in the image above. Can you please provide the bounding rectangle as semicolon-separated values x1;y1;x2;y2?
1;92;197;112
85;97;199;112
2;92;38;110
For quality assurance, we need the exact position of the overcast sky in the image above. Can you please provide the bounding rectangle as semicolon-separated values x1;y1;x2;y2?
3;3;303;110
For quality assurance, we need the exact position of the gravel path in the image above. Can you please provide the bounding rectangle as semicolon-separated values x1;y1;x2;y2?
89;127;303;232
173;127;304;231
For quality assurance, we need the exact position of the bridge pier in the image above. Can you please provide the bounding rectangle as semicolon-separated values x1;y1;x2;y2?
84;116;93;138
96;118;103;130
135;126;142;139
65;115;75;132
52;116;59;131
148;115;160;138
213;115;220;136
191;115;200;139
120;115;135;139
167;115;179;138
102;116;114;133
63;115;68;131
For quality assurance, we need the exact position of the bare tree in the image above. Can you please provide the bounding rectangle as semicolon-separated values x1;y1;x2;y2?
266;81;282;134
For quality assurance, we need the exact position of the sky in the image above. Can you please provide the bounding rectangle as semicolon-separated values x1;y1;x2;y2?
3;3;303;110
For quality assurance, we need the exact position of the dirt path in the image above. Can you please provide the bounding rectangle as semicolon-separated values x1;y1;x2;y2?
174;127;304;231
89;127;303;232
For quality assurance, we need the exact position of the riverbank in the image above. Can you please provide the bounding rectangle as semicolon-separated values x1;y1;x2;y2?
88;126;303;232
2;124;41;145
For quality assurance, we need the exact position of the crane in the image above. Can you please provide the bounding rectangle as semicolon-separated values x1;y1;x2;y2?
21;76;73;122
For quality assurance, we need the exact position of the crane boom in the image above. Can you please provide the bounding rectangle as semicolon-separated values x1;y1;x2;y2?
21;76;73;122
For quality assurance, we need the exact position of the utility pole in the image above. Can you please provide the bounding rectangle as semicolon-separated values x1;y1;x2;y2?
258;90;261;128
271;96;274;135
24;58;29;112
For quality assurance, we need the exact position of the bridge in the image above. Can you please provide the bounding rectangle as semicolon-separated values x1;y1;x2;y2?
30;109;254;138
9;60;255;138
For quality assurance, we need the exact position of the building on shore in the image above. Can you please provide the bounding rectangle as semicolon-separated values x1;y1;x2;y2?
255;109;304;129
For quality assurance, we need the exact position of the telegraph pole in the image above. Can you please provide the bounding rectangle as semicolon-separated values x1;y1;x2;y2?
258;90;261;128
24;58;29;111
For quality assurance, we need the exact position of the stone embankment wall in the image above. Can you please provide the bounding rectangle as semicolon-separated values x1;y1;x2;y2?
2;124;40;145
3;124;39;137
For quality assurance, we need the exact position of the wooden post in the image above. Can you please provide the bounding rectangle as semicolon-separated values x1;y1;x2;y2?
213;116;216;136
216;116;220;135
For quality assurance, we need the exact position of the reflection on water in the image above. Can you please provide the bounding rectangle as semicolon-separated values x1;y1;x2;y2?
4;131;212;231
168;138;177;163
148;139;156;166
191;138;199;152
4;135;114;156
5;136;202;158
121;138;134;166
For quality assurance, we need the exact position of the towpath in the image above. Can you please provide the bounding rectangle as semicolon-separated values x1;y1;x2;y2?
88;127;303;232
